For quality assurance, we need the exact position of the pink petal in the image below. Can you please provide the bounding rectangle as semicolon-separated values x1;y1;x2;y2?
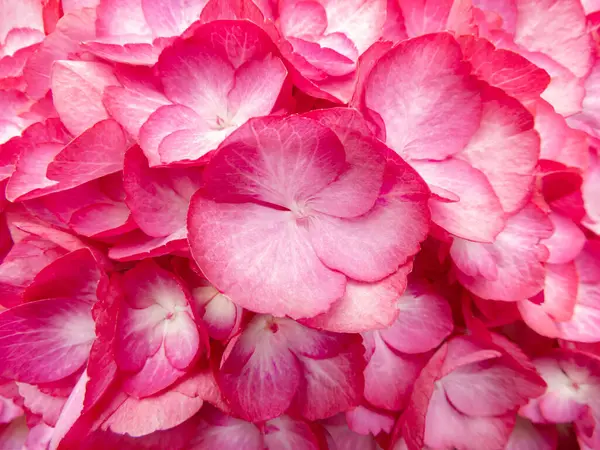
345;405;395;436
45;120;128;192
218;315;303;421
22;247;103;304
308;157;430;282
452;204;553;301
363;331;427;411
202;115;346;207
541;212;586;265
123;146;202;237
291;339;365;420
514;0;592;78
122;345;188;398
399;0;476;37
101;373;208;437
163;311;200;370
103;67;170;140
108;228;188;261
424;387;514;450
459;36;550;105
518;262;578;337
303;264;411;333
138;104;204;166
227;55;288;125
412;159;505;242
189;199;345;318
379;281;453;354
157;39;234;119
506;418;557;450
50;61;119;136
458;87;540;214
0;298;95;383
364;33;482;160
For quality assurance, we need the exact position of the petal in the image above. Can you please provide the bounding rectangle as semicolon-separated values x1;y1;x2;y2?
412;159;505;242
308;158;430;282
514;0;592;78
123;146;202;237
163;311;200;370
363;332;426;411
202;115;346;208
138;104;204;167
0;298;94;383
188;198;345;318
45;119;128;192
303;264;411;333
541;212;586;265
50;60;119;136
218;315;303;421
364;33;482;160
227;55;288;125
457;87;540;214
380;281;454;354
452;204;553;301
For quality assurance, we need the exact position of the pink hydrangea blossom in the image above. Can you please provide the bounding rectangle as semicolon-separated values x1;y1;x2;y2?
0;0;599;448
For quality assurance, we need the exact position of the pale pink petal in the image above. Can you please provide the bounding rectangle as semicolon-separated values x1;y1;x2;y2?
363;331;426;411
380;281;453;354
280;0;328;37
424;387;514;450
411;159;505;242
17;382;66;427
188;199;345;319
190;405;263;450
263;415;322;450
123;146;202;237
364;32;482;160
308;158;430;282
303;264;411;333
103;67;170;140
345;404;395;436
96;0;151;37
506;418;557;450
141;0;208;37
50;61;119;136
514;0;592;78
138;104;205;166
0;298;95;383
45;119;127;192
452;204;553;301
320;0;387;53
458;87;540;214
192;284;241;341
101;377;205;437
541;212;586;264
227;55;288;125
163;311;199;370
202;116;346;207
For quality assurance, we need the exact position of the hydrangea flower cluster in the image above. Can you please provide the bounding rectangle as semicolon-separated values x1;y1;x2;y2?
1;0;600;449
